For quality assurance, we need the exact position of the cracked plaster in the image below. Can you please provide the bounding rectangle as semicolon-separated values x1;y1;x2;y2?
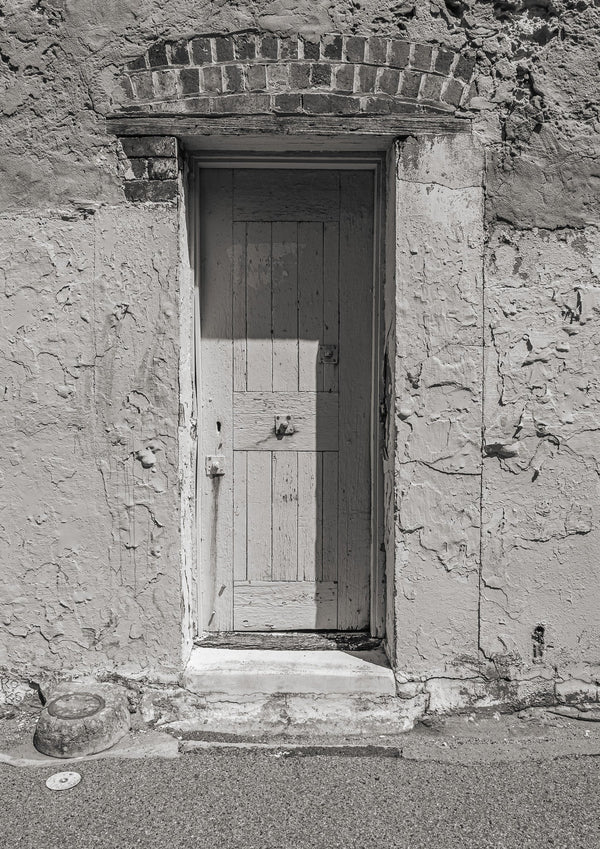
0;0;600;708
0;206;183;678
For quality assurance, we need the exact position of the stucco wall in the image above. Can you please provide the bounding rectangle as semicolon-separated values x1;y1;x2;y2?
0;205;184;679
1;0;600;704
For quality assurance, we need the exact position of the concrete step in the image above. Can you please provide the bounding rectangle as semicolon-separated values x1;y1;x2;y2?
143;690;423;739
183;647;396;697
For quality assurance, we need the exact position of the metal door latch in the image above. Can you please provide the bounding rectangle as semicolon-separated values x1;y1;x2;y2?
205;455;225;476
275;415;295;437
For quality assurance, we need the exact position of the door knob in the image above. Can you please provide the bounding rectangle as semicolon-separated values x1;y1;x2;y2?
205;455;225;476
275;415;295;437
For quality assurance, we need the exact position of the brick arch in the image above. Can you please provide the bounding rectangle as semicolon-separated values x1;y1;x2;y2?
114;31;475;117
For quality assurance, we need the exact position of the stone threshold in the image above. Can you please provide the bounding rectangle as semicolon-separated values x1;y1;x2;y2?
173;645;419;736
183;645;395;696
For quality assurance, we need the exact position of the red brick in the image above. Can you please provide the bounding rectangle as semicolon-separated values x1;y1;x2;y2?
147;42;168;68
442;78;464;106
377;68;400;95
289;63;310;89
180;68;200;95
201;66;223;93
333;64;355;92
390;99;419;114
329;94;360;113
214;36;234;62
120;136;177;157
389;40;410;69
169;40;190;65
302;93;333;113
127;54;147;72
322;34;343;60
128;158;148;178
401;70;422;98
279;37;298;59
124;180;178;202
210;94;270;113
435;47;455;76
247;64;267;91
235;33;256;60
223;64;244;93
358;65;377;92
367;36;388;64
420;73;444;102
133;72;154;101
302;39;320;61
148;158;178;180
118;76;135;102
302;93;359;114
259;35;278;59
271;93;303;113
179;97;212;114
191;37;212;65
266;64;289;90
310;63;332;87
411;43;433;72
153;69;178;99
360;95;392;114
345;36;366;63
454;52;475;82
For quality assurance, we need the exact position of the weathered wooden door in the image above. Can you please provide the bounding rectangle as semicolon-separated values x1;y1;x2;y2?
199;167;373;632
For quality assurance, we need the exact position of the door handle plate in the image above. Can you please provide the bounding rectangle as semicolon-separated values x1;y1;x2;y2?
275;415;295;437
205;455;225;476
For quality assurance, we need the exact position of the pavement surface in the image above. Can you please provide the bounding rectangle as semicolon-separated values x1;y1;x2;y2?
1;699;600;848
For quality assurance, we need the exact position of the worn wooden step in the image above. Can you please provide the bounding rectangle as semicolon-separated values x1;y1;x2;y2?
195;631;381;651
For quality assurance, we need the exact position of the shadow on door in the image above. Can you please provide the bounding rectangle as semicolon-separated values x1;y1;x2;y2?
196;167;374;633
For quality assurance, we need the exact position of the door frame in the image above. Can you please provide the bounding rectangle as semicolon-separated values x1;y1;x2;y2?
190;152;386;638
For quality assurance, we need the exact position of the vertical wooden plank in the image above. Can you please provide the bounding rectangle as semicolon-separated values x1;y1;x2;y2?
233;452;247;582
246;451;272;581
298;222;323;392
272;222;299;392
323;222;339;393
337;171;374;630
321;451;339;583
272;452;298;580
233;222;247;391
297;451;322;583
199;168;234;630
246;222;272;391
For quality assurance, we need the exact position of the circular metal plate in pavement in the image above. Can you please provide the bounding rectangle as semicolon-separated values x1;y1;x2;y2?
45;772;82;791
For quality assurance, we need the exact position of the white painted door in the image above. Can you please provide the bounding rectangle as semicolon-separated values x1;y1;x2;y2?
199;167;373;631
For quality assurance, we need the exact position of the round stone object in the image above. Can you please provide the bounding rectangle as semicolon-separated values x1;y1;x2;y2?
34;682;130;758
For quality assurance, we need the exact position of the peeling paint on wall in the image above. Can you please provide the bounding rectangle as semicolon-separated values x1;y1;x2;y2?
1;0;599;706
0;206;182;677
481;225;600;690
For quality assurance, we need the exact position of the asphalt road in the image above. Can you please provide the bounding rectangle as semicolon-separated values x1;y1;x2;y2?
1;749;598;849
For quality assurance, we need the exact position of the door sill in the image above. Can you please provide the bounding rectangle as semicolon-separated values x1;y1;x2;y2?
184;645;395;696
195;631;381;652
